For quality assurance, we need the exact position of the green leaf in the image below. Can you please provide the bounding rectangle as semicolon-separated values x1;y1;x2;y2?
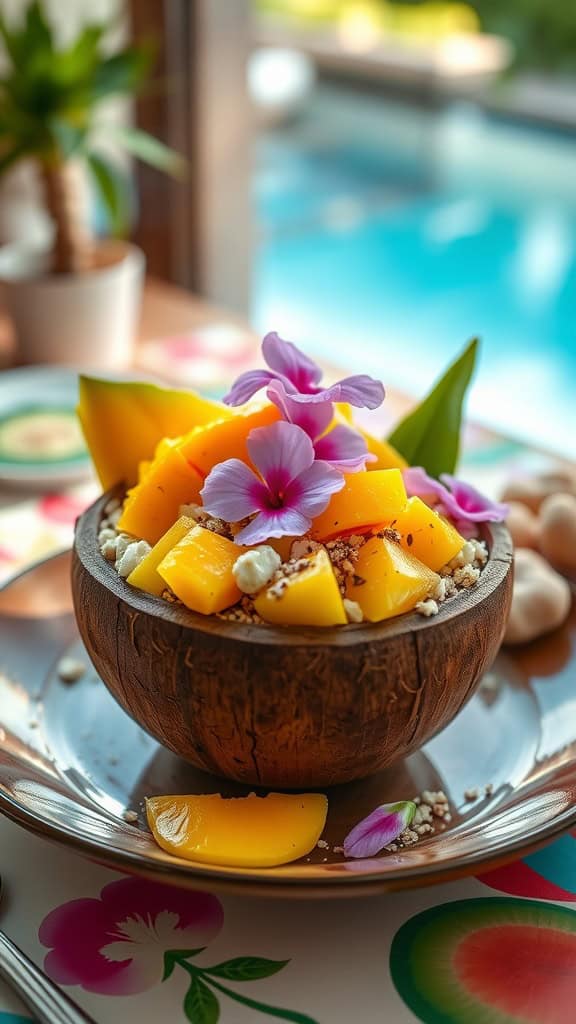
86;151;131;236
25;2;53;55
387;337;478;477
163;948;207;981
112;125;186;179
207;976;318;1024
92;46;151;99
184;977;220;1024
50;118;86;158
205;957;290;982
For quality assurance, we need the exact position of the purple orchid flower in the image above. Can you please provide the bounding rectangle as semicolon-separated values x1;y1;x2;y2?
200;420;345;545
403;467;509;529
224;332;385;410
343;801;416;859
267;380;375;473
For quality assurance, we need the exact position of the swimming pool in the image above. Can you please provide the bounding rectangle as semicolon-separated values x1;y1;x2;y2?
253;84;576;458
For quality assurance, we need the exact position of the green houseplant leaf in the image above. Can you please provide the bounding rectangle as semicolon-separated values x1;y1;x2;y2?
387;337;478;477
86;151;131;235
112;125;187;178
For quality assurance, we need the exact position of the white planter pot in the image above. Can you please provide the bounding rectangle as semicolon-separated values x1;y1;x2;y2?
0;241;145;369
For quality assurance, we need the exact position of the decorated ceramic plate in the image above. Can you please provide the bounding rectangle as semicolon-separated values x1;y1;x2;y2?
0;551;574;897
0;367;90;486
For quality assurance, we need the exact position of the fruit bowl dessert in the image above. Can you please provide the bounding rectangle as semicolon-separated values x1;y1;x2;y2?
72;334;513;787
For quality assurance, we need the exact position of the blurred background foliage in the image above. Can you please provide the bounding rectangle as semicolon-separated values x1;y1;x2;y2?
256;0;576;72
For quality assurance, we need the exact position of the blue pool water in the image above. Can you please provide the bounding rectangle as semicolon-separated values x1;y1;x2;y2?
253;86;576;457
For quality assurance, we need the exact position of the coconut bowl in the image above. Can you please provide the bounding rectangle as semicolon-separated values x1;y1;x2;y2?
72;489;513;789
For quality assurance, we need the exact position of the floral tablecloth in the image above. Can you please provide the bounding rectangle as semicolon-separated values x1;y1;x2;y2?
1;328;574;1024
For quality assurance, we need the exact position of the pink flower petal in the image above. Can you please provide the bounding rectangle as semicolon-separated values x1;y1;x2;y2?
314;424;374;473
200;459;267;521
343;801;416;859
440;474;510;522
285;461;345;519
235;508;311;545
266;380;333;439
404;467;509;525
223;369;277;406
262;331;322;392
247;421;315;492
290;375;385;410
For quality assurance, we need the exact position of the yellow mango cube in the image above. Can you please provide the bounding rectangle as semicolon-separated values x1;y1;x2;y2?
118;447;203;545
254;548;347;627
346;536;439;622
158;526;246;615
146;792;328;867
178;402;279;477
127;516;196;596
311;469;407;541
360;430;407;471
389;496;465;572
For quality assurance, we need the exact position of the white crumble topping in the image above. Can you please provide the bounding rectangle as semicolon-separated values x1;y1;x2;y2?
98;526;116;546
107;507;122;528
470;539;488;566
452;564;481;589
233;546;281;594
122;809;139;824
114;533;135;568
343;598;364;623
449;541;476;569
117;540;152;578
416;598;439;618
317;839;329;849
104;497;121;516
290;538;322;559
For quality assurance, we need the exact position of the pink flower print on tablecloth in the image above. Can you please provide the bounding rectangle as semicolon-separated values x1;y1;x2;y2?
39;878;223;996
40;877;317;1022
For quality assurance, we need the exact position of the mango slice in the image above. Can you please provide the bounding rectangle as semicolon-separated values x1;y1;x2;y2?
77;376;231;490
127;516;196;596
158;526;246;614
389;496;465;572
118;447;203;545
361;430;407;471
346;536;439;622
254;548;347;626
312;469;407;541
146;792;328;867
178;402;279;477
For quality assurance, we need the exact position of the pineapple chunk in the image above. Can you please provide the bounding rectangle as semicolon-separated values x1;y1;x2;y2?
158;526;246;615
254;548;347;627
346;536;439;622
389;496;465;572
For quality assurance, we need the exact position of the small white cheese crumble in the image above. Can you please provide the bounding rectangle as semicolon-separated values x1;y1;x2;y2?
122;810;139;824
98;526;116;546
471;539;488;566
113;533;136;568
343;598;364;623
290;538;322;559
179;502;203;520
104;497;121;515
464;787;480;802
233;546;281;594
416;598;439;617
107;507;123;528
57;657;86;683
449;541;476;570
452;564;480;589
117;540;152;578
317;839;329;849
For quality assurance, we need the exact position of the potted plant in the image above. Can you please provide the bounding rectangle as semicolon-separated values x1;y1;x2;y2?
0;1;183;368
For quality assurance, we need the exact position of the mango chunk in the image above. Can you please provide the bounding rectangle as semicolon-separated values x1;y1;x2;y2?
178;402;279;477
389;496;465;572
254;548;347;626
127;516;196;596
312;469;407;541
360;430;407;471
118;447;203;545
77;376;231;490
146;792;328;867
346;536;439;622
158;526;246;614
